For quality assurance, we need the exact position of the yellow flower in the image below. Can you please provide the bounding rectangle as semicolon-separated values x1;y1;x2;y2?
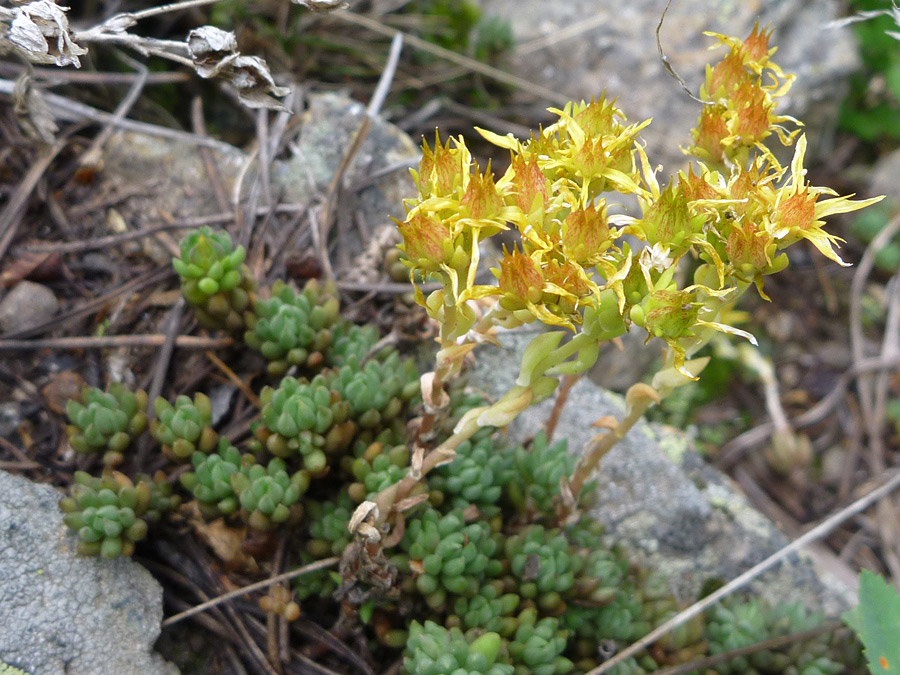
561;203;611;265
396;212;451;270
765;135;883;265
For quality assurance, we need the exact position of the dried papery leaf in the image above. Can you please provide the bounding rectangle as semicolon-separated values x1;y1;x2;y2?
5;1;87;67
0;248;62;287
420;371;449;414
348;501;379;534
186;27;288;110
591;415;619;430
13;70;57;143
227;54;290;110
187;26;238;78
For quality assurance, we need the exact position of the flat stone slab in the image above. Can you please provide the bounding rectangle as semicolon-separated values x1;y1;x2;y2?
0;470;177;675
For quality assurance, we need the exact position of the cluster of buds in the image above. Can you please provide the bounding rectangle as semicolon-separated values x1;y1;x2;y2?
65;384;148;467
397;26;881;394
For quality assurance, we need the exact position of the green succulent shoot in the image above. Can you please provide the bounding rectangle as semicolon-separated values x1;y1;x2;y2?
329;351;420;429
402;508;502;610
326;321;381;367
504;526;575;614
59;471;160;558
151;392;218;461
306;490;354;557
507;609;573;675
450;580;521;636
349;442;417;503
430;433;514;512
404;621;513;675
230;457;309;531
65;383;148;467
180;438;252;518
245;279;341;375
252;375;353;473
173;226;256;332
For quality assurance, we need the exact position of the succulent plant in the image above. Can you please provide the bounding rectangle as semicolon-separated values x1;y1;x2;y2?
430;433;514;512
326;321;381;367
244;280;340;375
292;552;343;601
151;392;218;461
706;597;845;675
65;383;148;467
402;508;503;609
507;609;573;675
231;457;309;531
252;375;354;473
506;432;592;517
179;439;251;518
449;580;521;636
59;470;178;558
504;526;575;613
306;489;354;557
350;442;414;502
173;227;256;332
404;621;513;675
328;351;420;429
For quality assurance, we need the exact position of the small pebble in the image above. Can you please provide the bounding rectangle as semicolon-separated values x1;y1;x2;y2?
0;281;59;334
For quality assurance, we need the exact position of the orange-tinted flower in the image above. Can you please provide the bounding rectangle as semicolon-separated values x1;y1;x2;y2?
497;248;544;307
415;132;466;199
692;105;729;164
509;154;548;215
562;204;610;264
397;212;451;269
461;163;504;221
643;289;699;340
707;49;747;98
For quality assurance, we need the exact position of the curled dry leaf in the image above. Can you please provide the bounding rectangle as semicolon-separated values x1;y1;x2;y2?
13;70;57;143
0;247;63;287
186;26;289;110
1;0;87;67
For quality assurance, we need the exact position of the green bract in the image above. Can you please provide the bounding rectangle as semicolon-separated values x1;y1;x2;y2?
231;457;309;531
59;470;178;558
151;392;217;461
65;383;148;467
404;621;513;675
244;280;340;375
253;375;353;473
179;439;250;518
173;226;256;331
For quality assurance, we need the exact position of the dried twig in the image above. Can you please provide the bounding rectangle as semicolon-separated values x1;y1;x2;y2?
162;556;340;627
0;334;232;350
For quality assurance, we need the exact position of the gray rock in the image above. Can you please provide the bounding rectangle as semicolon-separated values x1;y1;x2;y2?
0;470;177;675
102;93;418;275
0;282;58;335
468;327;854;616
478;0;856;174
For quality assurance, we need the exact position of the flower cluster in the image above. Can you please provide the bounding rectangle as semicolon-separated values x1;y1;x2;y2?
397;28;881;379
